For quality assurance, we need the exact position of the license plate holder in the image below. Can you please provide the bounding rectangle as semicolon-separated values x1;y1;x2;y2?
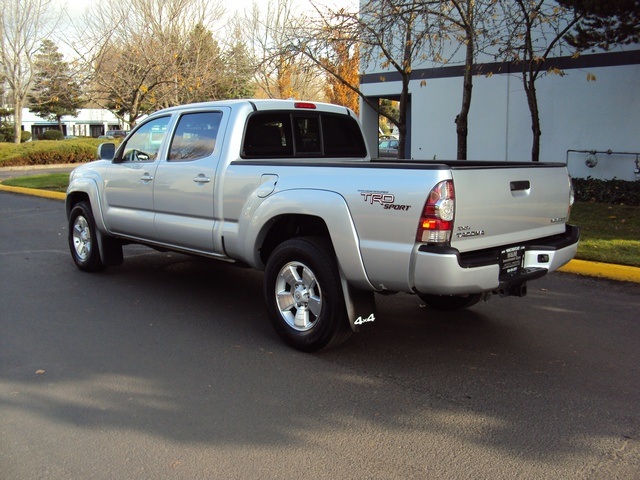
499;246;525;280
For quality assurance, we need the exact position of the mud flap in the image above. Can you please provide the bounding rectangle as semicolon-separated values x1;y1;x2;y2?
97;232;123;267
340;273;377;332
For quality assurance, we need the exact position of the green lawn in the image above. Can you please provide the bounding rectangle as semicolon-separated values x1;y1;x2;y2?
2;173;70;192
2;175;638;267
569;202;640;267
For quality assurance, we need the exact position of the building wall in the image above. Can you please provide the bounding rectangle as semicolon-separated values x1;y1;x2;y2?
20;108;123;138
360;47;640;181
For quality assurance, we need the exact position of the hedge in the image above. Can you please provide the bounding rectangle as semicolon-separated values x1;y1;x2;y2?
572;177;640;206
0;139;102;167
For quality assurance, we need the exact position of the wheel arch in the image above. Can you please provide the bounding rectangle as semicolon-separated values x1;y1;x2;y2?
66;184;122;267
239;189;373;291
259;214;330;265
66;180;107;233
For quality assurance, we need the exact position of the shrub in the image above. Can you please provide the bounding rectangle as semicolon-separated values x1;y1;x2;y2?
20;131;32;143
572;177;640;206
0;123;15;142
0;139;102;167
41;129;64;140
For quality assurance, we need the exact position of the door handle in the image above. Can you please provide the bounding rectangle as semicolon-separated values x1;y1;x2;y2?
140;173;154;182
193;174;211;184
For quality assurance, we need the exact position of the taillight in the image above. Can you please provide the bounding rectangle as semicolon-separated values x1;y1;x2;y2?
416;180;455;244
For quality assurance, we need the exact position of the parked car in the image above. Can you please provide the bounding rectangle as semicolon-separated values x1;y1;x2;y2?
378;139;399;158
105;130;129;138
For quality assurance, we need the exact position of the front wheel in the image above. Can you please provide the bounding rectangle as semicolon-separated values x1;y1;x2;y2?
418;293;482;311
263;237;352;352
68;201;105;272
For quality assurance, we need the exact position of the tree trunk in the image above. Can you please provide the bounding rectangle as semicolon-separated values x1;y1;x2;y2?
12;91;23;144
397;75;410;160
456;30;474;160
523;74;541;162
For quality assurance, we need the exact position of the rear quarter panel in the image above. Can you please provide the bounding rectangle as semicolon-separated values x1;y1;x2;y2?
222;161;449;292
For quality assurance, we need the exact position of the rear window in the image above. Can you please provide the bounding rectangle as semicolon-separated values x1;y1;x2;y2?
242;111;366;159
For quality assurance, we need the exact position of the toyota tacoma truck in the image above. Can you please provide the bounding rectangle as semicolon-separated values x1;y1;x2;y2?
66;99;579;351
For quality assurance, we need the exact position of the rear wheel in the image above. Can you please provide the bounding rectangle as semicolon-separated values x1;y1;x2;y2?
68;201;105;272
418;293;482;311
263;237;351;352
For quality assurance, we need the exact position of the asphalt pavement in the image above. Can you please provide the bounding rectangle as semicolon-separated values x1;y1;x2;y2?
1;192;639;479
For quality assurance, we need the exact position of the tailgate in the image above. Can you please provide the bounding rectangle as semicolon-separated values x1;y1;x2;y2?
450;164;572;253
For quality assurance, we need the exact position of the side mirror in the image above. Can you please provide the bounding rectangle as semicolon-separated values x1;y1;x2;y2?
97;142;116;161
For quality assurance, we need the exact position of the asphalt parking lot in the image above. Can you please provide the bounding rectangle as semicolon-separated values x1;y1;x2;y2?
1;191;639;479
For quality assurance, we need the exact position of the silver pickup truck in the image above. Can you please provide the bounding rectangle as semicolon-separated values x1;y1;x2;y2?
66;99;579;351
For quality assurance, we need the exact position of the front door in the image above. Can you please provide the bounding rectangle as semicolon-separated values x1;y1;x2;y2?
102;115;171;239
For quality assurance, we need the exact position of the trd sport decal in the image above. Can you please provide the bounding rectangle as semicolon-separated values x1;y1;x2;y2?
359;190;412;211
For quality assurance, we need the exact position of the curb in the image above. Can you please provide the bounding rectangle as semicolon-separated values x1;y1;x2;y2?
0;183;66;201
558;259;640;283
1;183;638;284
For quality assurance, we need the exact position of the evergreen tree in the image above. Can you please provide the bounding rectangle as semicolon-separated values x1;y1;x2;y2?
28;39;85;132
558;0;640;50
220;32;256;100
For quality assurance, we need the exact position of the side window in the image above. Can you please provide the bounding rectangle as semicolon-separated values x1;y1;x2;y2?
242;113;293;158
169;111;222;161
322;114;367;157
121;116;170;163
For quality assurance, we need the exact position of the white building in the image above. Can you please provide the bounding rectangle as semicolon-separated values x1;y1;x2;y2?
21;108;123;139
358;9;640;181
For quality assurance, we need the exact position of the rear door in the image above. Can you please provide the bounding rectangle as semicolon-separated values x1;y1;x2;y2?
450;164;572;253
152;108;229;252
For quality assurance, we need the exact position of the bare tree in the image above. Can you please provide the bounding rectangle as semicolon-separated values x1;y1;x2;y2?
243;0;326;100
322;27;360;114
0;0;58;143
293;1;446;159
75;0;224;126
496;0;582;162
433;0;499;160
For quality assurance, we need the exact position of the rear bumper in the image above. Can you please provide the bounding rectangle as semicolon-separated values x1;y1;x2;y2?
411;224;580;295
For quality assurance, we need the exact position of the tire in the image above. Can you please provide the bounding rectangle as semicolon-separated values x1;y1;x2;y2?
263;237;352;352
418;293;482;311
68;201;105;272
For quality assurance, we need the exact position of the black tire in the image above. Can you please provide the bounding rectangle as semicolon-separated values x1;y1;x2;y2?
68;201;105;272
418;293;482;311
263;237;352;352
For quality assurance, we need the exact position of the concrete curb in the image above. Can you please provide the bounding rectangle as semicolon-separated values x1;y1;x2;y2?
0;183;66;201
558;259;640;283
2;182;639;284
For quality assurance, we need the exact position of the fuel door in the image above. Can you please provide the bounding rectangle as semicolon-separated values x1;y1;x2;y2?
257;174;279;198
